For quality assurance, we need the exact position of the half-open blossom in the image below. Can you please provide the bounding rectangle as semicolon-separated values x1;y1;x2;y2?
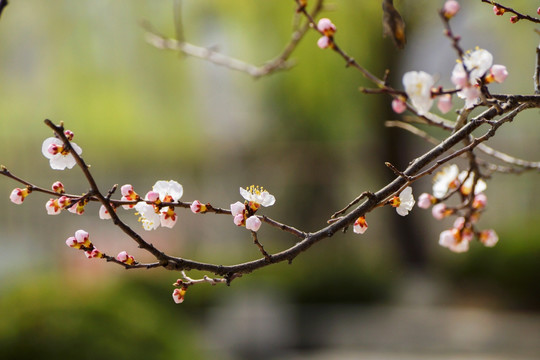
240;186;275;212
67;200;86;215
134;202;161;231
85;248;103;259
458;171;487;196
472;193;487;209
417;193;434;209
353;216;368;234
99;204;113;219
172;287;187;304
190;200;207;214
245;215;262;232
41;137;82;170
65;230;91;249
51;181;65;194
403;71;435;115
317;18;336;36
442;0;460;19
45;198;62;215
486;64;508;83
160;207;177;228
392;98;407;114
390;186;415;216
479;229;499;247
117;251;135;265
121;184;139;209
439;228;470;253
432;164;459;199
10;188;29;204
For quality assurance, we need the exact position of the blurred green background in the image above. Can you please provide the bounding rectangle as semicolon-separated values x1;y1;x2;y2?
0;1;539;359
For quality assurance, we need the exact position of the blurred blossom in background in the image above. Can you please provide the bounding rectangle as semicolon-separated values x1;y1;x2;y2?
0;1;539;359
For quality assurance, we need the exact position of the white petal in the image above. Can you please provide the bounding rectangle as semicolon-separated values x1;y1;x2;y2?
152;181;170;199
239;187;252;202
166;180;183;201
41;137;61;160
260;192;276;207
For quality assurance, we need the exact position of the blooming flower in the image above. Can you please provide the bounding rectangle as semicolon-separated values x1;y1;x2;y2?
390;186;415;216
432;164;460;199
10;187;30;204
479;229;499;247
172;287;187;304
245;215;262;232
135;202;161;231
41;137;82;170
240;185;275;212
117;251;135;265
439;228;470;253
152;180;183;203
403;71;435;115
353;216;368;234
457;171;487;196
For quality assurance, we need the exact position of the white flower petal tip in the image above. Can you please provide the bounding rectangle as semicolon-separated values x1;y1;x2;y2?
403;71;435;115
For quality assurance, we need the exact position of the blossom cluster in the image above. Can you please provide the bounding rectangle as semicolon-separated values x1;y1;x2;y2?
417;164;498;253
230;185;276;232
65;229;103;259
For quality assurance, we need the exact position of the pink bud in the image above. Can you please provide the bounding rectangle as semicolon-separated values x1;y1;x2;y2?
510;15;518;23
233;213;244;226
145;191;160;202
245;215;262;232
453;216;465;230
190;200;206;213
442;0;460;19
10;188;27;204
64;130;74;141
172;288;186;304
437;94;453;114
391;98;407;114
417;193;434;209
85;248;102;258
58;195;71;208
472;193;487;209
230;201;245;217
317;36;331;49
432;203;447;220
489;65;508;83
52;181;65;194
317;18;336;36
493;6;505;16
117;251;135;265
538;7;540;16
66;236;79;248
75;229;90;247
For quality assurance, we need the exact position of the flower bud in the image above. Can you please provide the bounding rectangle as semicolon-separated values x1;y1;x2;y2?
353;216;368;234
190;200;207;213
64;130;74;141
417;193;434;209
245;215;262;232
493;6;505;16
432;203;448;220
10;188;29;204
437;94;453;114
317;36;331;49
117;251;135;265
172;287;187;304
392;98;407;114
510;15;519;24
317;18;336;36
52;181;65;194
442;0;460;19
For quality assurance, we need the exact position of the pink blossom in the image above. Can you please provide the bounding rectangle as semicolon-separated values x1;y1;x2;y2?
117;251;135;265
432;203;448;220
453;216;465;230
392;98;407;114
233;213;245;226
510;15;518;24
145;191;160;203
245;215;262;232
417;193;434;209
64;130;74;141
160;207;177;228
480;229;499;247
317;36;331;49
68;200;85;215
437;94;453;114
472;193;487;209
41;137;82;170
317;18;336;36
442;0;460;19
85;248;103;259
66;236;79;248
121;184;139;209
230;201;246;217
353;216;368;234
489;65;508;83
75;230;91;247
439;229;470;253
10;188;29;204
493;6;505;16
190;200;207;213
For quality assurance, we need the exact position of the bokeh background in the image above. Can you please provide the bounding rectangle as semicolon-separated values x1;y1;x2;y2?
0;1;539;359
